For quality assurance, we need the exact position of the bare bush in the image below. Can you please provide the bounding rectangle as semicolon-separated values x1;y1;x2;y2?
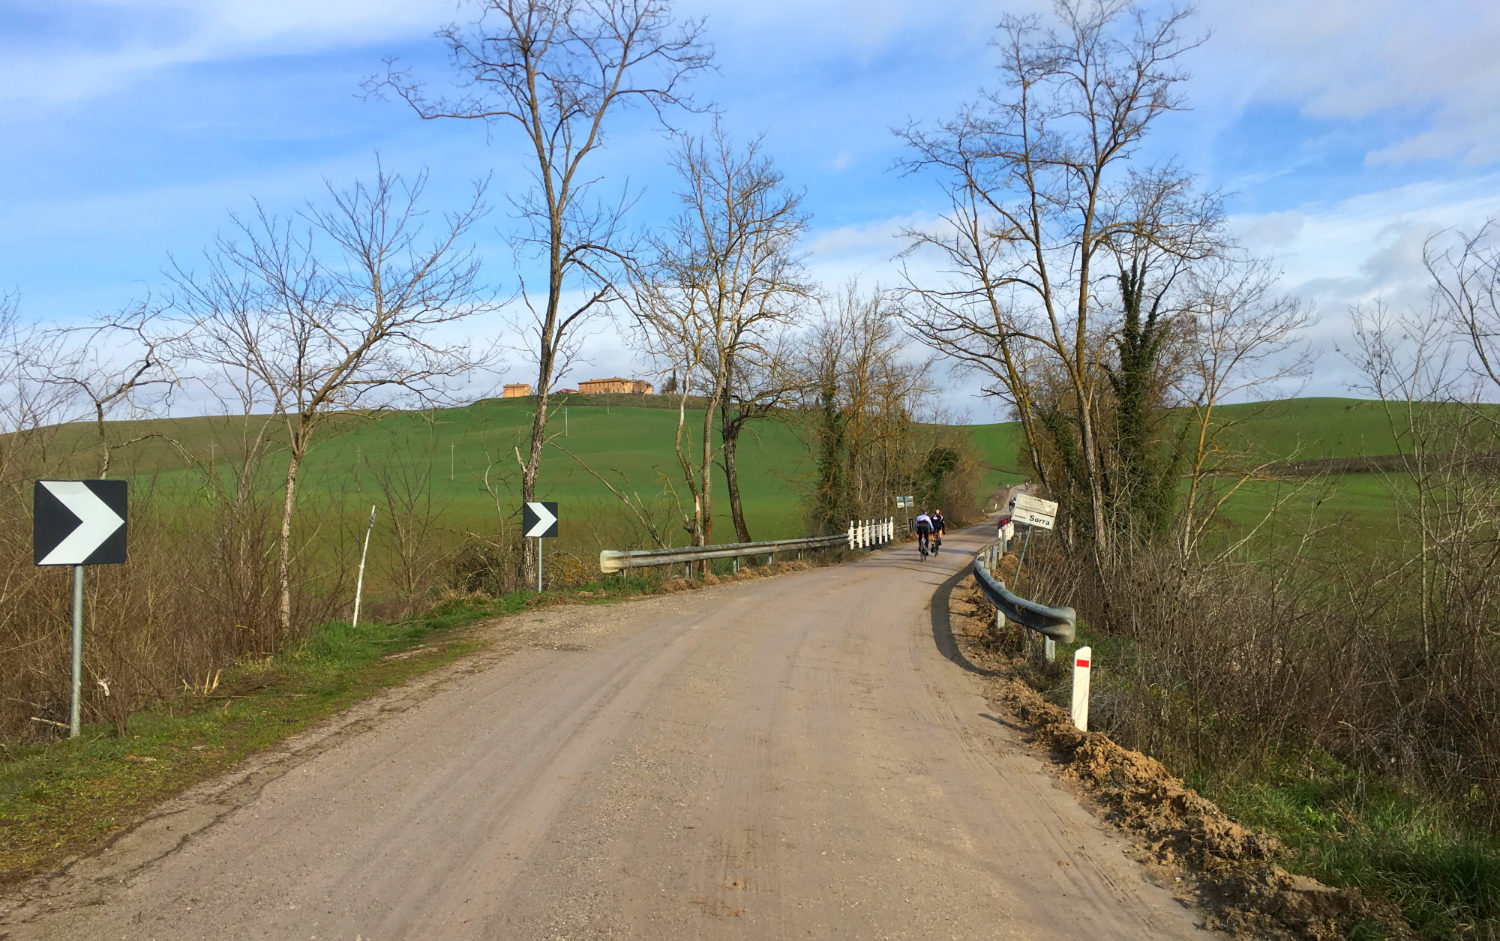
170;162;492;640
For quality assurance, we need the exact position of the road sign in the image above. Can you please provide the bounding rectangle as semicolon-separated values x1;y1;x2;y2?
34;480;127;566
896;495;914;508
523;501;559;538
1011;493;1058;531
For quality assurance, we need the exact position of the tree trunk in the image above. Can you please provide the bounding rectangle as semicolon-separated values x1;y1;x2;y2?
672;387;704;547
1078;399;1112;563
722;427;751;543
698;394;717;548
277;446;304;642
521;389;547;588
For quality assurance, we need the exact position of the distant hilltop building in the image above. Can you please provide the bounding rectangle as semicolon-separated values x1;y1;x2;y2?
501;383;533;398
577;377;654;395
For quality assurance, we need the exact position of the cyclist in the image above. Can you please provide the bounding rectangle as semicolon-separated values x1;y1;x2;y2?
931;509;946;555
913;511;934;558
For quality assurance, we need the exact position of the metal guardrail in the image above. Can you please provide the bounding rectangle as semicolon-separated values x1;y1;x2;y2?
600;518;895;573
600;516;900;573
601;535;846;573
970;542;1077;643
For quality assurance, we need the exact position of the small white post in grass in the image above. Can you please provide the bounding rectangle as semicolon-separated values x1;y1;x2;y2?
1044;637;1056;662
352;505;376;630
1071;646;1092;731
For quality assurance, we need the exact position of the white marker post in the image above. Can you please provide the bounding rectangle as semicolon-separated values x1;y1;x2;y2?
352;505;376;630
1071;646;1092;731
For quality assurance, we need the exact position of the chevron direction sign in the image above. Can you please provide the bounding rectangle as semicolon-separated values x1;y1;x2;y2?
523;501;559;539
34;480;128;566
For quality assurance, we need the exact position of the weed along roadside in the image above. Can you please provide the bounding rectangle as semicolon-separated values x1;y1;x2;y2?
0;554;847;884
952;560;1499;941
944;577;1416;940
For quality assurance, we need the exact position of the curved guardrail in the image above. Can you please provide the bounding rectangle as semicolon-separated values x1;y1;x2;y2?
970;548;1077;643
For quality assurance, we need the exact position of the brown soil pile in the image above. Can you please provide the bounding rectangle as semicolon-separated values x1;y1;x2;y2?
951;578;1414;940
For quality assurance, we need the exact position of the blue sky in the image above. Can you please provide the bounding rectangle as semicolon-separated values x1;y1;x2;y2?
4;0;1500;422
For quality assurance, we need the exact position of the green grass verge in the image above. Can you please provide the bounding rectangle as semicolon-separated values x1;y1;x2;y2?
1046;618;1500;941
0;573;659;883
1192;756;1500;941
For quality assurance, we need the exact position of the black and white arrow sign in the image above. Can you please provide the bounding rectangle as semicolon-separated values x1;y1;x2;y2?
522;501;559;539
34;480;128;566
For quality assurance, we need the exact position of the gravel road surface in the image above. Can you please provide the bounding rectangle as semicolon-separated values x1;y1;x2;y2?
1;522;1207;939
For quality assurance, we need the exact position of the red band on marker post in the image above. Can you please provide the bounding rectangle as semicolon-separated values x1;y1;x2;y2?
1075;658;1089;668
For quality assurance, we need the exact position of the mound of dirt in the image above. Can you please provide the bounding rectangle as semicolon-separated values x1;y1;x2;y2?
953;579;1414;940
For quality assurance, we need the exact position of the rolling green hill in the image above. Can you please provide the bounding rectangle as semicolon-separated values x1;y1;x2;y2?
41;396;1027;554
26;395;1468;563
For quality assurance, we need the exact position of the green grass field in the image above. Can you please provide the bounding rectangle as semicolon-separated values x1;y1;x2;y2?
33;394;1465;576
49;397;818;547
50;396;1036;548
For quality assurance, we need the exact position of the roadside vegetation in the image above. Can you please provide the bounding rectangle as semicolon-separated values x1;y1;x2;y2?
890;1;1500;937
3;0;1497;935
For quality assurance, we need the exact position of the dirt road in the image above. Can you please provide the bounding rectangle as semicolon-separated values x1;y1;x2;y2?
1;523;1207;939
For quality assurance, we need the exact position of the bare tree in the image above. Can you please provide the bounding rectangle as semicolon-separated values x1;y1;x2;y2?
370;0;711;583
634;122;809;546
1173;254;1310;562
896;0;1202;561
718;333;804;541
1344;241;1500;823
1427;218;1500;396
171;165;492;639
0;293;66;486
362;428;454;619
30;301;186;477
800;285;939;532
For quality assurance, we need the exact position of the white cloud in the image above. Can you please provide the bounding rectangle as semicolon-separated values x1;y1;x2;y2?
1230;174;1500;395
1234;175;1500;293
0;0;455;108
1194;0;1500;166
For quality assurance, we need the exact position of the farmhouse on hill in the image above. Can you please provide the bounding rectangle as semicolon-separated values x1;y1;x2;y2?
501;383;532;398
577;377;654;395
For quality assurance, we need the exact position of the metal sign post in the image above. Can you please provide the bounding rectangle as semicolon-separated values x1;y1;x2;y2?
71;566;83;736
523;501;560;592
34;480;128;738
1014;524;1034;593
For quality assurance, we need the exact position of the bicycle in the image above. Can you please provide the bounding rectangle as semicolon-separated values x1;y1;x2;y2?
917;532;930;561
